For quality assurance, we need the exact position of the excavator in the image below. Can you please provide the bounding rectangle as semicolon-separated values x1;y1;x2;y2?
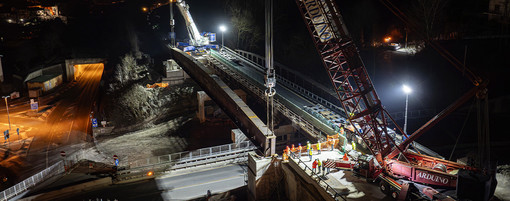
294;0;496;200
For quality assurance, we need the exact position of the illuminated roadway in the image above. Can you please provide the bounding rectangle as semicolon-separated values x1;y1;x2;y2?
0;63;104;181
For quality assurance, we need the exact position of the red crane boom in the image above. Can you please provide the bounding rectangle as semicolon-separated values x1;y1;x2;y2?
295;0;404;164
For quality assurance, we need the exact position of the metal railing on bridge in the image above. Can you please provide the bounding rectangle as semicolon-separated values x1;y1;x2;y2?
1;141;256;201
127;141;257;172
0;149;85;201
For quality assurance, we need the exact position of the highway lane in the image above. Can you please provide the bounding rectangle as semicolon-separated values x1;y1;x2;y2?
40;164;247;201
157;164;246;200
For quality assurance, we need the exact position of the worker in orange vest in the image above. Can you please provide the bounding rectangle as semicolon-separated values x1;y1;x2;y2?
317;159;322;174
312;159;318;173
340;127;345;136
343;153;349;161
298;143;302;158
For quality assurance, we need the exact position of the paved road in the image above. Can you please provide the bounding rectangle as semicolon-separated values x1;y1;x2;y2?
0;63;104;186
44;164;247;201
158;164;247;201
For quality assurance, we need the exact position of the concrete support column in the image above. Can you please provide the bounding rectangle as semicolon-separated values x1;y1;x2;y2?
197;91;208;123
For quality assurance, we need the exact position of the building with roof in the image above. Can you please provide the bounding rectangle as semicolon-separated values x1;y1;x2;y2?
26;74;62;92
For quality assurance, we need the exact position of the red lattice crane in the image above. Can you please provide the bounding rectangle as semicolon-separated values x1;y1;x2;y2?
294;0;495;199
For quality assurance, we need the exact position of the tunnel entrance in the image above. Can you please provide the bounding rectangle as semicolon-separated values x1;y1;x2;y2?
73;63;104;81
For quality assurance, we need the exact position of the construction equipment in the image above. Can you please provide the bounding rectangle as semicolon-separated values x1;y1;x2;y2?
146;83;169;88
294;0;495;200
173;0;218;55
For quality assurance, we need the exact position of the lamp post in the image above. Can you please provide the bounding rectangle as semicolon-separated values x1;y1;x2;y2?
2;95;11;131
219;25;226;50
402;85;412;135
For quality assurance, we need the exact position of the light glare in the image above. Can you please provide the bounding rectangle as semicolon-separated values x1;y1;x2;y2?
219;25;227;32
403;85;412;94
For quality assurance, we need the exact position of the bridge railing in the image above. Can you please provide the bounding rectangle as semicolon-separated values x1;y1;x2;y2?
0;161;63;201
0;149;86;201
128;141;256;170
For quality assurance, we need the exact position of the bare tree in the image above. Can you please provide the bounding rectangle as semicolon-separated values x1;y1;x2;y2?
225;0;264;51
410;0;450;40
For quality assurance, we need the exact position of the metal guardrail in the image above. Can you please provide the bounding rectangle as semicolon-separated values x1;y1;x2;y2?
290;153;346;201
128;141;256;170
0;150;85;201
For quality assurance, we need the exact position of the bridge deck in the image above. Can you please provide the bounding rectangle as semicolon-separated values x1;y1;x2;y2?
170;48;275;156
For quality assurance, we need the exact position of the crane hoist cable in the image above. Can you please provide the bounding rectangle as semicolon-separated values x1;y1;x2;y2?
265;0;276;137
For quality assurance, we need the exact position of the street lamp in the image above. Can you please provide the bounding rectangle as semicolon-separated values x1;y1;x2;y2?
219;25;227;50
2;96;11;131
402;85;412;135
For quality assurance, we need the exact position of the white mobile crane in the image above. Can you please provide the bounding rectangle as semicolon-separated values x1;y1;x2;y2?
172;0;218;54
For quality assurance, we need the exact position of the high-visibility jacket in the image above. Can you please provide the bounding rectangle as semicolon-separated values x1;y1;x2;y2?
307;143;311;150
312;161;318;168
309;149;313;155
340;127;345;135
318;160;322;166
317;143;321;150
298;146;302;151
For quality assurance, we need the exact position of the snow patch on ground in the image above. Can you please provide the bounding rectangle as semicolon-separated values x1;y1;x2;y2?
495;165;510;201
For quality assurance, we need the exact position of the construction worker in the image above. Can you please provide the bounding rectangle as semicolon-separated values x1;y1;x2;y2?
329;138;334;151
283;152;288;161
312;159;318;173
298;143;302;158
325;159;332;174
306;141;311;153
343;153;349;161
291;144;296;158
309;148;313;161
317;159;322;174
317;140;321;155
285;146;290;158
340;126;345;135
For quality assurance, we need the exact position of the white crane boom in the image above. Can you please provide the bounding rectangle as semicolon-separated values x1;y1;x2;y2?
176;0;209;46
